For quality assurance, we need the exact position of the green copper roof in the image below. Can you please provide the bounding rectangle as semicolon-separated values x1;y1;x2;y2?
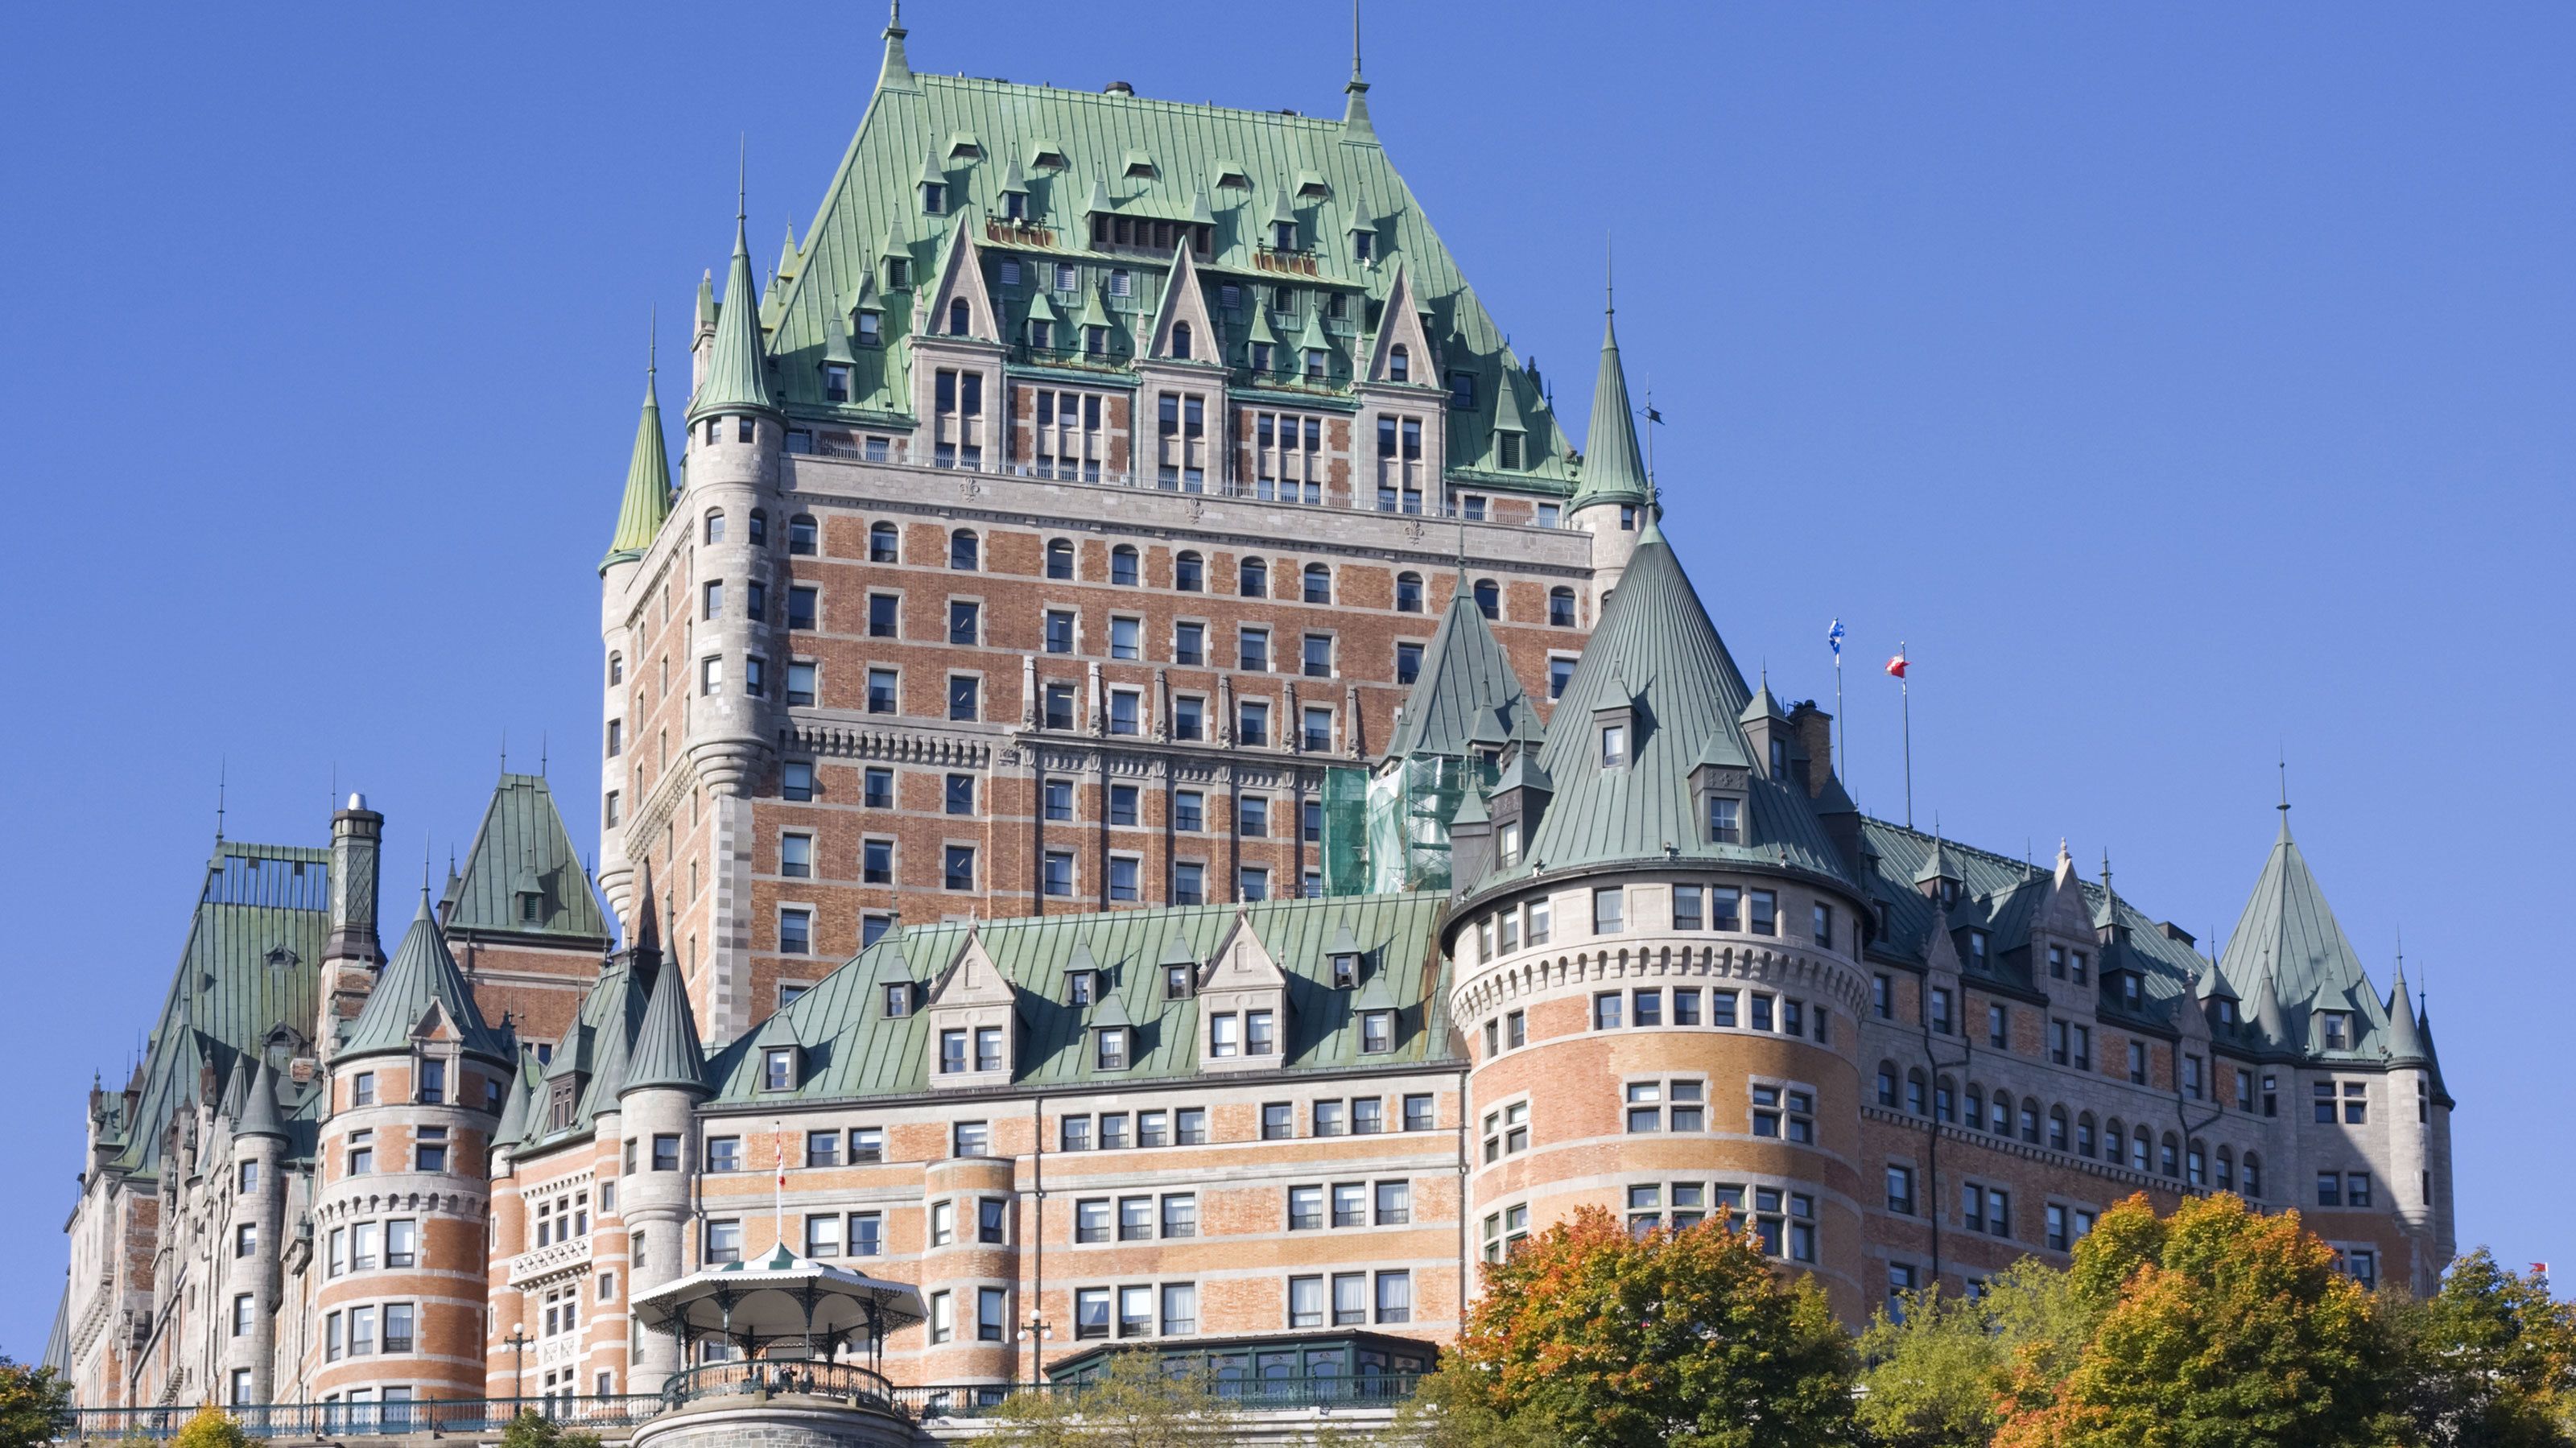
1570;303;1648;509
603;343;673;568
699;893;1451;1104
621;958;712;1098
687;211;778;423
99;843;332;1178
1496;530;1849;889
2382;962;2429;1064
1384;585;1538;761
751;46;1572;477
235;1057;288;1140
2215;808;2392;1054
441;774;610;945
342;896;513;1062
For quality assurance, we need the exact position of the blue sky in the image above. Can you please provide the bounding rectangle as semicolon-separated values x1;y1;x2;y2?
2;2;2569;1355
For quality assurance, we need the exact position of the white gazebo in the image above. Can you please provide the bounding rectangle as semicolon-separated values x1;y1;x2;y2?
632;1244;927;1408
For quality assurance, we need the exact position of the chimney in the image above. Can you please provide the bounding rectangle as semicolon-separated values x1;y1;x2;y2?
328;794;385;965
1104;80;1134;96
1787;701;1836;798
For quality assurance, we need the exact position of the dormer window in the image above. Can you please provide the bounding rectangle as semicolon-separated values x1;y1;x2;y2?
883;983;914;1018
1967;930;1990;972
1003;192;1027;221
1028;319;1052;350
1600;724;1628;768
2322;1012;2351;1050
1274;221;1298;250
1171;322;1193;360
1352;231;1374;262
1303;348;1327;380
1941;880;1961;908
1360;1010;1395;1054
1164;965;1193;1000
1095;1027;1131;1071
1066;971;1099;1007
518;889;543;925
1331;953;1360;991
762;1048;797;1091
948;299;971;336
2214;999;2240;1028
1708;797;1740;844
1498;821;1521;866
1769;737;1787;778
857;312;882;345
1085;325;1109;357
824;363;852;402
1389;345;1410;382
885;258;910;291
921;181;947;215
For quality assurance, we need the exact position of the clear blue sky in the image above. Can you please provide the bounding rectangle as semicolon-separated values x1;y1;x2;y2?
2;2;2568;1355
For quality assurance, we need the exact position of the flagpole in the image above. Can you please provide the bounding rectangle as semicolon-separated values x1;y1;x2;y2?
1900;642;1913;829
1834;648;1845;782
774;1119;786;1251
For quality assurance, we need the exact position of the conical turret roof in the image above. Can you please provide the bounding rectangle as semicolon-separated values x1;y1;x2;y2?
602;337;672;568
1571;299;1647;510
1501;525;1849;886
687;208;777;423
342;896;512;1062
620;959;710;1098
2384;963;2429;1063
234;1057;287;1141
1384;584;1536;761
2216;808;2373;1009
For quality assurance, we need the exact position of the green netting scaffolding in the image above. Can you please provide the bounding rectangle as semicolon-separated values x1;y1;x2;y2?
1318;754;1496;897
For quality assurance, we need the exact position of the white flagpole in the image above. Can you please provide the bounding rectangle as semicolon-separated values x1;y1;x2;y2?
773;1119;786;1251
1900;642;1913;829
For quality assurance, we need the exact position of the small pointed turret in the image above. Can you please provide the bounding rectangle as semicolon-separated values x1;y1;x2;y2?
1570;270;1648;512
877;0;915;93
2384;961;2429;1062
234;1058;287;1141
602;327;673;569
620;951;710;1099
687;193;777;424
1341;2;1376;140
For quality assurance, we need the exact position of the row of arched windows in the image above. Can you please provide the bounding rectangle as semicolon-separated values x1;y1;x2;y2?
1875;1062;2264;1198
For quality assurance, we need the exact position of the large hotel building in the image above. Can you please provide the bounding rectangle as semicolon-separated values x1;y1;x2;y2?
51;10;2454;1427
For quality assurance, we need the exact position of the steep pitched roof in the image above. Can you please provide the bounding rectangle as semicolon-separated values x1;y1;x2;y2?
1384;584;1538;761
699;894;1449;1104
687;208;778;423
1570;301;1648;510
342;896;513;1062
2215;808;2392;1052
1499;523;1849;888
621;959;712;1098
442;774;610;945
602;343;672;568
235;1057;288;1140
753;49;1573;477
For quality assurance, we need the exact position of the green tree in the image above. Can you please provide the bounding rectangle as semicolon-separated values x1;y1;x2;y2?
2384;1249;2576;1447
981;1350;1241;1448
0;1357;71;1448
1856;1258;2091;1448
170;1405;251;1448
1402;1205;1859;1448
497;1407;605;1448
1994;1192;2402;1448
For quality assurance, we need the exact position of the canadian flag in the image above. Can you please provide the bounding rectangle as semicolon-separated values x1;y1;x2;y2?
1884;650;1909;680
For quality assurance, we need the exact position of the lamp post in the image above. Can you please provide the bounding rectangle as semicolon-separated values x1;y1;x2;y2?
1019;1314;1052;1386
503;1326;532;1402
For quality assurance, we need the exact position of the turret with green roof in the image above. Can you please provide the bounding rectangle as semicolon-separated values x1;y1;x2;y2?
601;331;671;571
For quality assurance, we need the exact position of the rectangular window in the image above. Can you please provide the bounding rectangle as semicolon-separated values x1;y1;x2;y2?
1375;1270;1413;1324
704;1219;742;1264
1749;889;1777;934
1288;1275;1324;1329
1988;1002;2009;1050
944;845;976;891
1594;992;1624;1031
1593;887;1624;934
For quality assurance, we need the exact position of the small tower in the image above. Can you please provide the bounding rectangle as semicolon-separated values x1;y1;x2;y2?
222;1058;290;1406
599;333;671;926
319;794;385;1058
615;935;712;1396
1566;270;1652;596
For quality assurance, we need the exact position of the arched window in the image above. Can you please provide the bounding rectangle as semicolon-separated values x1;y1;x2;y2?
949;529;979;571
607;653;624;686
1992;1091;2013;1136
1302;563;1331;604
2160;1133;2181;1178
1111;545;1140;587
787;515;817;556
748;509;768;547
2131;1128;2151;1174
2244;1152;2264;1198
1473;579;1499;620
1171;322;1193;360
1964;1086;1984;1131
2048;1106;2069;1151
1240;557;1268;598
2104;1117;2124;1162
1934;1075;1957;1124
1046;538;1075;580
2076;1112;2096;1157
1174;551;1203;592
2215;1145;2235;1190
2186;1139;2207;1187
1389;344;1410;382
1905;1068;1927;1116
1548;587;1575;627
704;509;726;544
948;298;971;336
1876;1063;1899;1108
869;522;900;563
1395;572;1423;613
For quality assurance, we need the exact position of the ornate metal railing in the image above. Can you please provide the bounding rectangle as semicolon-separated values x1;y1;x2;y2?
895;1372;1422;1418
658;1357;898;1413
53;1393;664;1441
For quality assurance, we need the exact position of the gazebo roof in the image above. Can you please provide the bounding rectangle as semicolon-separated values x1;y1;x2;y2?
632;1244;926;1347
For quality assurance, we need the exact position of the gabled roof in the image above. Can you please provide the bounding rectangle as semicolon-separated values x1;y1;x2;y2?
442;774;610;945
1384;584;1537;761
342;896;513;1063
698;894;1449;1104
603;341;672;568
750;47;1574;478
1498;522;1850;888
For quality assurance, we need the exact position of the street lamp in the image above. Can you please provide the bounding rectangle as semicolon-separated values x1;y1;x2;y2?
1018;1314;1052;1385
503;1326;532;1402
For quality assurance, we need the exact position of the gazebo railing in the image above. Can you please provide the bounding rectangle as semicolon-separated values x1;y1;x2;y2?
658;1357;898;1413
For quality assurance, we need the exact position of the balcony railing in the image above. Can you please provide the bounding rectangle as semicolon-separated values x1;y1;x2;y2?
54;1394;665;1441
658;1357;897;1413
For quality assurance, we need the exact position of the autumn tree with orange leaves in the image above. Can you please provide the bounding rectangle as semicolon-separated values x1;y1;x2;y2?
1399;1204;1860;1448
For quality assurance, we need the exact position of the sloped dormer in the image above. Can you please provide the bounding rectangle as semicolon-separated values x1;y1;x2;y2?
925;926;1017;1090
1199;911;1287;1072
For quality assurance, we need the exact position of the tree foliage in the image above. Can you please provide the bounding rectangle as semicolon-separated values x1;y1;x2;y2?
497;1407;605;1448
170;1405;252;1448
1403;1205;1859;1448
0;1357;71;1448
980;1349;1241;1448
1856;1258;2092;1448
2384;1249;2576;1447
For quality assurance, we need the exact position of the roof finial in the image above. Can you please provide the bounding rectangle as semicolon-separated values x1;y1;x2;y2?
214;757;227;843
1605;234;1615;316
736;134;747;225
539;732;548;778
1352;0;1363;81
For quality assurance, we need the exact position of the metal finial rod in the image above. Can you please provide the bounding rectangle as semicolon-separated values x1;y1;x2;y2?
737;135;747;222
1352;0;1363;78
215;758;227;843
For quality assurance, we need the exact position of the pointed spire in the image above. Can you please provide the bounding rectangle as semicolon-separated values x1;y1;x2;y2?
235;1057;287;1141
2384;959;2429;1062
1571;254;1648;510
490;1051;535;1145
620;948;711;1098
1341;0;1377;139
877;0;915;93
343;895;513;1062
2218;802;2372;1009
687;172;777;423
603;316;673;568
